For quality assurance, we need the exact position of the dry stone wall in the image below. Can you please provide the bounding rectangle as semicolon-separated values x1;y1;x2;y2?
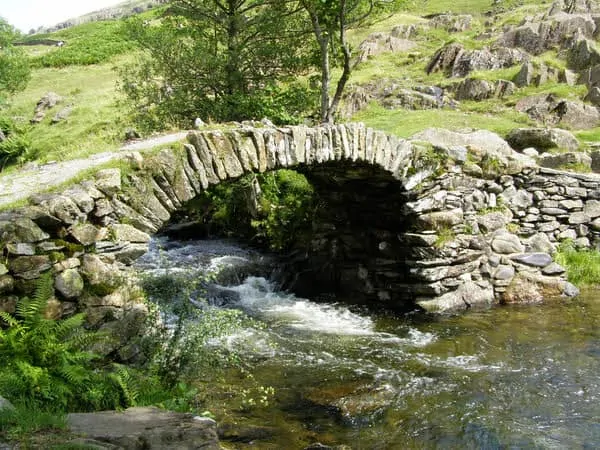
0;123;597;340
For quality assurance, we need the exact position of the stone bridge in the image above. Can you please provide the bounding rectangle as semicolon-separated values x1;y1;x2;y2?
0;122;598;357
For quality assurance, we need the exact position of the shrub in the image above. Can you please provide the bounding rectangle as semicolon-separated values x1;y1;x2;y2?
0;116;35;170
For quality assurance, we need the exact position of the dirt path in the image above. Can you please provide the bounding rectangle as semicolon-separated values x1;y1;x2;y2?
0;131;189;209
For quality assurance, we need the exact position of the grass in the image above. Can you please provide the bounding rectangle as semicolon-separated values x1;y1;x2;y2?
0;403;67;442
555;243;600;287
352;102;532;138
3;54;136;165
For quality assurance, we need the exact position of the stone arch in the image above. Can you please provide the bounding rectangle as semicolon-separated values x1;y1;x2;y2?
0;123;596;356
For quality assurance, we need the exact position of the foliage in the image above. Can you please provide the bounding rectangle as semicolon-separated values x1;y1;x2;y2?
120;0;316;129
0;19;30;102
0;116;36;170
0;274;132;411
140;269;256;389
434;226;455;248
300;0;404;123
195;170;315;250
25;20;138;68
555;242;600;287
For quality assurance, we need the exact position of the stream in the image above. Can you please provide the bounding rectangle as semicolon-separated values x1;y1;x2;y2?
135;237;600;449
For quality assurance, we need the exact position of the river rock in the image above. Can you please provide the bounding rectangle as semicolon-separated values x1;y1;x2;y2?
510;252;553;267
491;233;524;254
67;407;220;450
55;269;84;299
417;281;494;313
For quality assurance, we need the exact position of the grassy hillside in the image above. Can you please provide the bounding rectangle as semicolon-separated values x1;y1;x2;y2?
2;0;599;172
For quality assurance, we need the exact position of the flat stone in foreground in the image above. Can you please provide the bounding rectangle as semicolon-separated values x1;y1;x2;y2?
67;406;220;450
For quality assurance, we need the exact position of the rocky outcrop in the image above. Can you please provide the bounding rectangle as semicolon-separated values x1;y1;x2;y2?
429;14;472;32
426;43;528;77
67;407;220;450
453;78;515;101
515;94;600;129
31;92;62;124
355;32;416;65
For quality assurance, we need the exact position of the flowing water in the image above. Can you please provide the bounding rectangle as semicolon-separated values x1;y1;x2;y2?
136;237;600;449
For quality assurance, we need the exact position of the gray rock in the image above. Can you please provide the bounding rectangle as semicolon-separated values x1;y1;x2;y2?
563;281;580;297
109;224;151;243
31;92;62;124
70;223;107;246
569;212;590;224
506;128;580;152
568;35;600;71
55;269;84;299
9;255;52;279
491;233;524;254
95;169;122;197
429;14;472;32
356;32;416;64
477;212;510;233
510;252;554;267
51;105;73;124
417;281;494;313
558;229;578;240
5;243;36;256
0;263;7;276
583;199;600;218
67;406;220;450
493;264;515;280
0;217;50;243
542;262;566;275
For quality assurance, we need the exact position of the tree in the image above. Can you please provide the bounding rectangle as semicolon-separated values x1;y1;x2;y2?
299;0;398;124
121;0;316;129
0;18;30;103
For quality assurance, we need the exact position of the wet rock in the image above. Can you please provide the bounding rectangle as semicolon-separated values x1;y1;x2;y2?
506;128;580;152
67;407;220;450
217;422;276;443
418;281;494;313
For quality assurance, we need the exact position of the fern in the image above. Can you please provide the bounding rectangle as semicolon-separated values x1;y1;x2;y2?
0;274;130;412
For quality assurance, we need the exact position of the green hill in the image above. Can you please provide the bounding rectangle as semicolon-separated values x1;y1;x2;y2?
2;0;600;173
